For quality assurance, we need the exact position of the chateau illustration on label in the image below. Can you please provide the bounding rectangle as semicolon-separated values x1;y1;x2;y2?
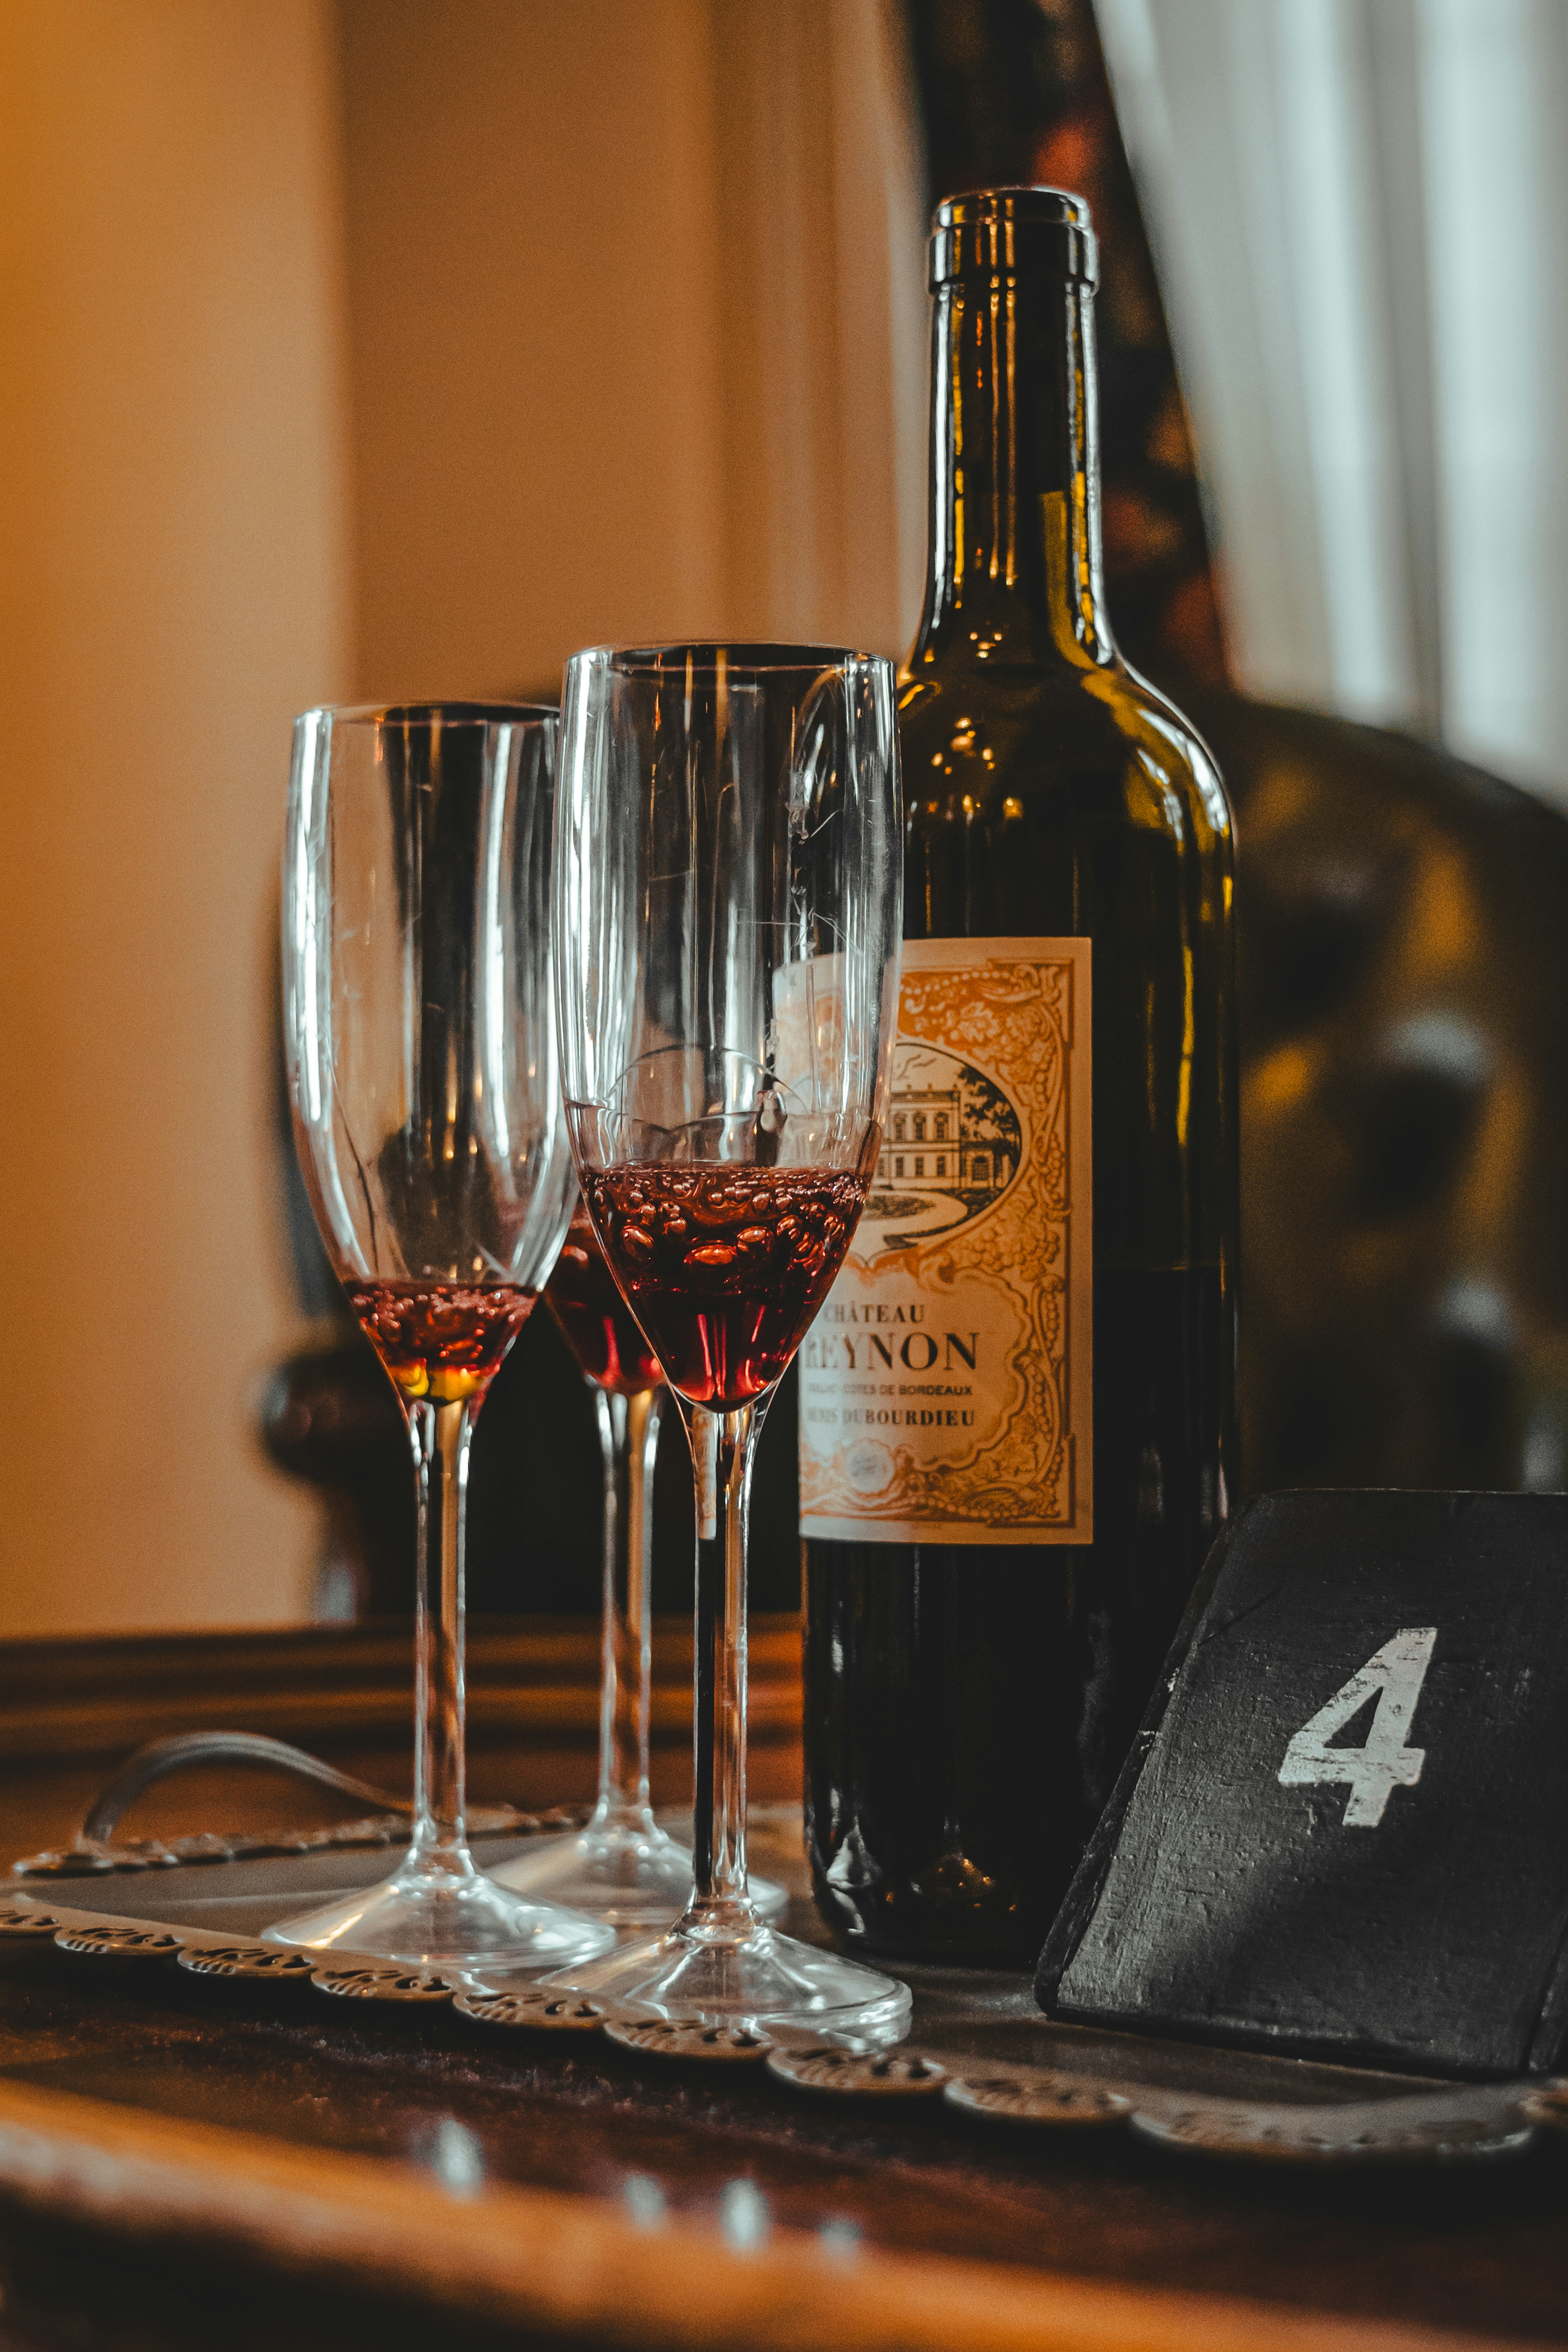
865;1046;1021;1248
799;938;1093;1547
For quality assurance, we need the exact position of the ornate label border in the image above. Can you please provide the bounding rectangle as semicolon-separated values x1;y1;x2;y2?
800;938;1092;1546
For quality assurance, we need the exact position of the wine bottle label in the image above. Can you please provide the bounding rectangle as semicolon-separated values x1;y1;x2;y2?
799;938;1092;1546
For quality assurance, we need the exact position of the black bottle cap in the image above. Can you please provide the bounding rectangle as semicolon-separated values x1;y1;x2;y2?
929;187;1098;292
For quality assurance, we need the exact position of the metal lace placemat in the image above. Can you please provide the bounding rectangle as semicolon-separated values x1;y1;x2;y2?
4;1732;1560;2167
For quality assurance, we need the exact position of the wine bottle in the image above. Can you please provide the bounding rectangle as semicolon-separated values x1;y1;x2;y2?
800;188;1238;1967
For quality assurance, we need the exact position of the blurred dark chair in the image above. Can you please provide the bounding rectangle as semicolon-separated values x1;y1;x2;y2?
1191;687;1568;1495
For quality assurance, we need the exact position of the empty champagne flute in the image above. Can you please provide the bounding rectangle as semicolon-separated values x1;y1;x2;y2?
543;644;909;2041
272;702;614;1971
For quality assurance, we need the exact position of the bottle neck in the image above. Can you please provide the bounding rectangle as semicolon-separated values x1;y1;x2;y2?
911;272;1114;675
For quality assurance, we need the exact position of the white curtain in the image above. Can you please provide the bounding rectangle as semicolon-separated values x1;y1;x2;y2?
1098;0;1568;812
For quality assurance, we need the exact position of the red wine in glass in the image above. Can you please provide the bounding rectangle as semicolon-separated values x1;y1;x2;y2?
347;1281;537;1408
544;1207;662;1395
581;1166;868;1410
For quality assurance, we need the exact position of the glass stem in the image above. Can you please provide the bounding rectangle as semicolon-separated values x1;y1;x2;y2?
594;1384;664;1822
406;1395;472;1875
688;1400;762;1927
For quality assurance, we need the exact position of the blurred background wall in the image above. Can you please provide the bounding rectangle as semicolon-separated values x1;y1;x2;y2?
0;0;351;1634
0;0;923;1635
337;0;924;700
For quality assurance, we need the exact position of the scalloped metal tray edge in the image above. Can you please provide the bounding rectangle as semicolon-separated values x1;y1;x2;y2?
2;1826;1558;2169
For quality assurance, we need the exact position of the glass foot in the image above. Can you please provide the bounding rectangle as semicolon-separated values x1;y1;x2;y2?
528;1907;912;2046
261;1848;616;1972
488;1811;787;1927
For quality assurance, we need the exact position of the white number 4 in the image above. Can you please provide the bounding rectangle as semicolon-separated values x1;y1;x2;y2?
1277;1628;1436;1828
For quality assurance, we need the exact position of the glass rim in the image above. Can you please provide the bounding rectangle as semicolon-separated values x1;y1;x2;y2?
294;699;559;730
566;641;891;680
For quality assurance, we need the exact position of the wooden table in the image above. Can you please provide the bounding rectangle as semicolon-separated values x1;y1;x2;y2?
0;1618;1561;2352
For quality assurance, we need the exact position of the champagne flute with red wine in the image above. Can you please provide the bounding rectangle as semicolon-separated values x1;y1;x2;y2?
271;702;614;1971
540;644;908;2040
489;1202;690;1921
496;1205;791;1925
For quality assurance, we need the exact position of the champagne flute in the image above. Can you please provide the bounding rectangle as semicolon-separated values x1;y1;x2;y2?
543;644;909;2041
494;1203;789;1924
490;1201;688;1921
272;702;614;1971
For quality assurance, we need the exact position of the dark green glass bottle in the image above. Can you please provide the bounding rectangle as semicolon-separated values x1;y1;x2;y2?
800;188;1238;1967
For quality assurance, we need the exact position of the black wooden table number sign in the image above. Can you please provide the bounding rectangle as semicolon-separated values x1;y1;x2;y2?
1036;1490;1568;2078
